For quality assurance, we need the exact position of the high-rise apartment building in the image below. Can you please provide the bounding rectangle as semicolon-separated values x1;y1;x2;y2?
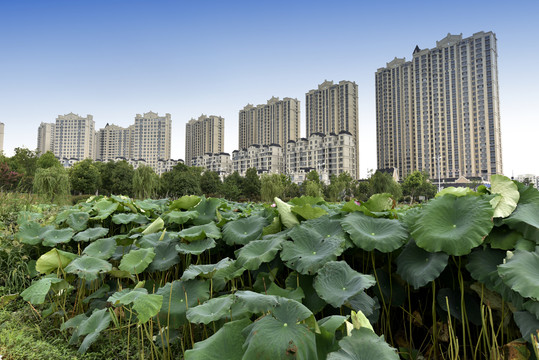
95;123;134;161
238;97;300;149
185;115;224;166
376;32;502;180
37;122;55;154
53;113;95;160
305;81;359;178
132;112;172;167
232;144;284;176
0;122;4;153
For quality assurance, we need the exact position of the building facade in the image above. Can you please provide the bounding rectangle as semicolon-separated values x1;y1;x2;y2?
0;122;4;153
37;122;55;155
238;97;300;150
132;112;172;168
375;31;503;180
185;115;224;166
232;144;284;176
305;81;359;179
286;131;356;184
192;152;233;176
53;113;95;160
95;123;134;161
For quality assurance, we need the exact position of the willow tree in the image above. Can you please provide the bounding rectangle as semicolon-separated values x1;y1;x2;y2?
33;167;70;203
132;165;159;199
260;174;285;203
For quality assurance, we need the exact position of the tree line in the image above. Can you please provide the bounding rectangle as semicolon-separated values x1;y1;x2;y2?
0;147;436;203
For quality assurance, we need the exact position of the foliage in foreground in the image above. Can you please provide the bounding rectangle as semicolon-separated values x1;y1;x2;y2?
4;174;539;359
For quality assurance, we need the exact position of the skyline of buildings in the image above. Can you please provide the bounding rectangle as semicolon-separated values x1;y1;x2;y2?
376;31;503;180
185;115;224;166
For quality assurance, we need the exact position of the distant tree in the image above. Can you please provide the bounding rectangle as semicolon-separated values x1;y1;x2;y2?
306;170;321;184
326;172;356;202
221;171;243;201
33;167;70;203
282;175;300;200
303;180;324;198
160;163;202;198
369;170;402;200
110;161;134;196
36;151;61;169
133;165;159;199
354;180;373;202
8;147;39;192
260;174;285;202
0;162;22;191
200;171;222;196
402;171;436;203
243;168;261;201
69;159;101;195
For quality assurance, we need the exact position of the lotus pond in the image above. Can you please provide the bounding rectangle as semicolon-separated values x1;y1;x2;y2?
3;174;539;359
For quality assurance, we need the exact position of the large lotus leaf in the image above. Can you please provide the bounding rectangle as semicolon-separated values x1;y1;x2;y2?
17;223;54;245
42;228;74;247
155;280;210;328
362;193;394;212
314;261;376;308
141;217;164;235
490;175;520;218
289;196;326;206
326;328;399;360
235;237;284;270
66;211;90;232
179;222;221;242
486;225;524;250
83;284;110;304
65;256;112;281
242;316;317;360
108;288;148;306
410;195;494;255
437;288;481;325
523;300;539;320
271;297;313;323
281;229;345;275
176;238;216;255
170;195;202;210
186;295;233;324
136;231;175;248
286;272;327;314
396;239;449;289
274;197;300;229
112;212;145;225
21;276;65;304
36;248;78;274
192;197;222;225
184;318;250;360
162;210;197;226
222;215;267;245
504;185;539;240
435;187;476;198
148;241;181;272
73;227;109;242
132;293;163;324
82;237;118;260
262;215;282;236
291;204;328;220
498;250;539;301
92;199;119;220
514;311;539;340
341;212;408;252
181;257;233;281
265;283;305;303
75;308;112;353
234;291;280;314
17;211;43;226
134;199;163;213
346;291;376;317
118;248;156;274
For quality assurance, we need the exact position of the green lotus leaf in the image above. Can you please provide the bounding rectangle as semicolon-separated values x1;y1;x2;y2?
83;284;110;304
289;196;326;206
314;261;376;308
490;175;520;218
92;199;119;220
271;297;313;323
21;276;66;304
437;288;481;325
346;291;376;317
435;187;476;198
74;308;112;353
192;197;222;225
136;231;175;248
132;293;163;324
179;222;221;242
326;328;399;360
242;316;317;360
514;311;539;341
82;237;118;260
291;204;328;220
176;238;216;255
523;300;539;320
372;268;405;307
142;217;164;235
155;280;210;329
184;318;250;360
222;215;267;245
73;227;109;242
498;250;539;301
17;222;54;245
162;210;199;226
65;256;112;281
36;248;78;274
341;212;408;252
515;238;536;251
235;237;284;270
112;213;146;225
148;241;181;272
286;272;327;314
186;295;234;324
318;315;348;335
42;228;74;247
66;211;90;232
264;282;305;302
262;215;282;236
170;195;202;210
341;200;363;213
234;291;280;314
504;185;539;240
134;199;164;213
362;193;394;212
181;257;233;281
118;248;156;274
108;288;148;306
396;239;449;289
61;313;88;332
17;211;43;226
274;197;300;229
410;195;494;255
486;225;524;250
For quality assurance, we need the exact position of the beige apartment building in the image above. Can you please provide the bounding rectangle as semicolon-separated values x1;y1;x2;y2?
192;152;232;175
185;115;224;166
232;144;284;176
53;113;95;160
238;97;300;150
37;122;55;154
376;31;503;180
286;131;356;184
132;112;172;168
0;122;4;153
95;123;134;161
305;81;359;179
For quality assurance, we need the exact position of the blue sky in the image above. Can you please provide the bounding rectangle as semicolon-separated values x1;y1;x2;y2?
1;0;538;178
